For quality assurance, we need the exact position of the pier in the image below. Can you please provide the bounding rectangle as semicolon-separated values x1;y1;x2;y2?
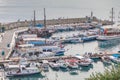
2;17;112;30
0;27;28;60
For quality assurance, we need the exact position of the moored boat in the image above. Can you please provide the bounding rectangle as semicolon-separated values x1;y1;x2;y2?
49;62;59;70
66;59;78;69
75;55;93;67
101;56;112;64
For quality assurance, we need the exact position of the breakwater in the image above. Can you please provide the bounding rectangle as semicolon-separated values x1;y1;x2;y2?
2;17;112;30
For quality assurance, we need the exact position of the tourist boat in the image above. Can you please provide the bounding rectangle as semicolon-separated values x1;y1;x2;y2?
97;25;120;41
75;55;93;66
63;37;82;43
5;65;41;77
66;59;78;69
49;62;60;70
5;58;41;77
101;56;112;64
42;46;65;56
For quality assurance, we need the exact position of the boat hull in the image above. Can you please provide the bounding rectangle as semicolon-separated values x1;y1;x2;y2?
6;72;40;77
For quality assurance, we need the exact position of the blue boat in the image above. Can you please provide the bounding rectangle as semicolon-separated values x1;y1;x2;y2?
81;36;97;42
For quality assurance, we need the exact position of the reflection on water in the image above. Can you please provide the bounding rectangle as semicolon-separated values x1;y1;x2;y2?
80;64;93;72
98;39;120;49
7;73;45;80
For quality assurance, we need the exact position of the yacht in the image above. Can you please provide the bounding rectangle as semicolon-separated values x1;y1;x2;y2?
5;58;41;77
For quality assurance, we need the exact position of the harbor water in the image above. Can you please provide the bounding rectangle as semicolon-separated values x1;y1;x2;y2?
3;31;120;80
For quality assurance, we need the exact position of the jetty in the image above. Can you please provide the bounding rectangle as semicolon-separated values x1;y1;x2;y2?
0;27;28;60
2;17;112;31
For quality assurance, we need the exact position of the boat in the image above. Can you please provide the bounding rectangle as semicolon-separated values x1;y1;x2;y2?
42;46;65;56
63;37;82;43
109;56;120;63
101;56;112;64
75;55;93;66
41;60;49;72
66;59;78;69
5;58;41;77
97;25;120;41
57;60;68;69
5;64;41;77
81;35;97;42
49;62;59;70
97;35;120;41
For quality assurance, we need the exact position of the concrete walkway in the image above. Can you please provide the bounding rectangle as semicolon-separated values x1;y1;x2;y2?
0;27;28;60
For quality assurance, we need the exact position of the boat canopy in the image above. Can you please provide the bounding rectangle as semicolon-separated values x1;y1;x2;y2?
18;44;34;48
23;38;45;41
21;34;37;38
42;60;49;64
28;41;46;45
7;65;20;68
74;55;84;59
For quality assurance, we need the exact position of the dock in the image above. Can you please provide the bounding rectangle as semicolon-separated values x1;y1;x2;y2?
0;27;28;60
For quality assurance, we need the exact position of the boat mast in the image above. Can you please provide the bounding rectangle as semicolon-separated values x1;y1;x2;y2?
44;8;46;30
33;10;36;27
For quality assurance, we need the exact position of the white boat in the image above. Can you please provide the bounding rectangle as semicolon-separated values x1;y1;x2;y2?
5;58;41;77
101;56;112;64
109;56;120;63
49;62;59;70
5;65;40;77
75;56;93;66
42;46;65;56
97;25;120;41
57;60;68;69
66;59;78;69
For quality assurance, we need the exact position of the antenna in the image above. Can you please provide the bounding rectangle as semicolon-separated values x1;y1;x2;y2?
44;8;46;29
33;10;36;27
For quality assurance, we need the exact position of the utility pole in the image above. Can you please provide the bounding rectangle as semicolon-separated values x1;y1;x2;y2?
91;11;93;19
33;10;36;27
110;8;114;26
44;8;46;29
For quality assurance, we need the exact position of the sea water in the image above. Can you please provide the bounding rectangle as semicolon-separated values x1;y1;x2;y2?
5;31;120;80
